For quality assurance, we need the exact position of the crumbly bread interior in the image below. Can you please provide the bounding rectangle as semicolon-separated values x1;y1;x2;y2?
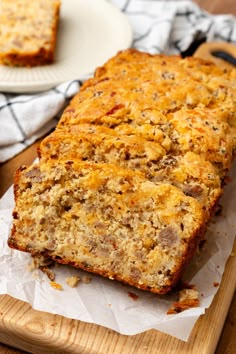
39;124;221;213
10;161;204;294
0;0;60;66
8;49;236;294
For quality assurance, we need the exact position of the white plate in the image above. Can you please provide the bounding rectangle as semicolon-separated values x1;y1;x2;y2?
0;0;132;93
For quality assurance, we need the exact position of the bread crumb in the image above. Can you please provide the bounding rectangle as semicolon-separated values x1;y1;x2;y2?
82;275;92;284
66;275;80;288
213;282;220;287
178;288;199;302
40;267;55;281
27;256;54;271
128;292;139;300
50;281;63;290
167;285;199;314
27;256;55;280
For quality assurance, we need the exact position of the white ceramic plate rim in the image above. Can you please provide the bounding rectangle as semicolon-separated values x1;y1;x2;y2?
0;0;132;93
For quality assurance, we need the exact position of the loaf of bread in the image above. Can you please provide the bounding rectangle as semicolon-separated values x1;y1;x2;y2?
8;49;236;294
0;0;60;66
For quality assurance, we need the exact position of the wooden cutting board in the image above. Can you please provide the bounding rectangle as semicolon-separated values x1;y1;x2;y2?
0;142;236;354
0;242;235;354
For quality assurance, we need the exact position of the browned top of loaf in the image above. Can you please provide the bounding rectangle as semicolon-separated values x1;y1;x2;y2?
44;48;236;215
59;49;236;173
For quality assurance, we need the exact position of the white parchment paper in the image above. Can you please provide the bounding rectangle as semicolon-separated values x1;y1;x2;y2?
0;161;235;341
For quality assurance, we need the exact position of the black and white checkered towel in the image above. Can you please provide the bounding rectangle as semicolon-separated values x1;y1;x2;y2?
1;0;236;163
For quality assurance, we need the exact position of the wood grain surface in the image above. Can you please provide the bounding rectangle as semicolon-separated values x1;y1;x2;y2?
0;0;235;353
0;239;235;354
196;0;236;14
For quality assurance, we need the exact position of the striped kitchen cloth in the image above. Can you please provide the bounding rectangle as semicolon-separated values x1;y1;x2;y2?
0;80;81;163
0;0;235;163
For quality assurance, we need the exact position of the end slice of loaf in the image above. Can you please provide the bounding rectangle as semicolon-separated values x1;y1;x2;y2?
0;0;60;66
9;161;205;294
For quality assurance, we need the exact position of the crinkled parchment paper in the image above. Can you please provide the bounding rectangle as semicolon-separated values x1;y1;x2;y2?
0;162;235;341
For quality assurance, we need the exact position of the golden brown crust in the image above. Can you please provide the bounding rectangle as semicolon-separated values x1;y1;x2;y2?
8;49;236;294
0;0;60;67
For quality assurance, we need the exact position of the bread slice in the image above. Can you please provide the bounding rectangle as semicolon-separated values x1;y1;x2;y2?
0;0;60;66
8;49;236;294
9;161;205;294
39;125;221;213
